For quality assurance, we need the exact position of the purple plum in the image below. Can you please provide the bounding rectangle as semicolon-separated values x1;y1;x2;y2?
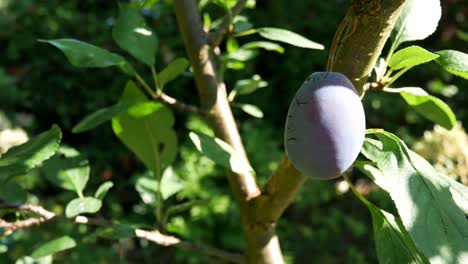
284;72;366;180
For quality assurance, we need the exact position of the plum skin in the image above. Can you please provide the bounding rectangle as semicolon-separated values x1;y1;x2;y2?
284;72;366;180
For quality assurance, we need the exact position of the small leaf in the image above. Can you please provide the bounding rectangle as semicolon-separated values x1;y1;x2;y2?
189;131;254;174
42;147;90;196
256;27;324;50
391;0;441;48
39;39;126;68
242;41;284;53
160;167;183;200
31;236;76;259
72;103;133;133
226;49;258;62
235;103;264;118
0;180;27;203
392;87;456;129
65;197;102;218
388;46;439;70
229;75;268;101
158;58;190;88
113;5;157;66
435;50;468;79
94;181;114;200
0;125;61;179
361;131;468;263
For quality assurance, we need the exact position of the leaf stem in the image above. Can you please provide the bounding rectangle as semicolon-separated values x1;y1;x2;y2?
151;66;162;95
135;72;156;98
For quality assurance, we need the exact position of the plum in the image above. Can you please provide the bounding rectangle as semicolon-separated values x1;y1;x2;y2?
284;72;365;180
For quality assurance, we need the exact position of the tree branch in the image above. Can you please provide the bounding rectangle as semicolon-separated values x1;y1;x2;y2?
207;0;247;47
333;0;406;94
0;203;243;263
253;0;406;231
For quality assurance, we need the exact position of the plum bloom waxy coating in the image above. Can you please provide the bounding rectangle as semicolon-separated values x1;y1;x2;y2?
284;72;366;180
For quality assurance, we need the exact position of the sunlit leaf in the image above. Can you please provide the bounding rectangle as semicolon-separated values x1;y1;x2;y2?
65;197;102;218
391;0;441;49
387;87;456;129
388;46;439;71
242;41;284;53
362;131;468;264
0;125;61;179
42;146;90;196
94;181;114;200
256;27;324;50
31;236;76;259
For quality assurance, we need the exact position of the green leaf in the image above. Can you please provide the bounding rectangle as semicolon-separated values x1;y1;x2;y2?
42;147;89;196
94;181;114;200
39;39;127;68
228;74;268;101
256;27;324;50
391;0;441;49
112;81;177;174
65;197;102;218
235;103;264;118
347;175;429;263
0;125;61;179
361;131;468;263
189;131;254;174
158;58;190;88
31;236;76;259
242;41;284;53
135;168;182;204
159;167;183;200
390;87;456;129
388;46;439;70
370;207;429;263
435;50;468;79
0;180;27;203
72;103;133;133
112;5;157;66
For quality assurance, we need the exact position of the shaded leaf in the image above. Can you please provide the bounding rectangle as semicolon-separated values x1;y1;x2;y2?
158;58;190;88
361;131;468;264
94;181;114;200
0;125;61;179
435;50;468;79
0;180;27;203
388;46;439;70
112;5;157;66
39;39;126;68
31;236;76;259
112;81;177;174
72;103;132;133
65;197;102;218
256;27;324;50
189;131;254;174
228;74;268;101
391;0;441;48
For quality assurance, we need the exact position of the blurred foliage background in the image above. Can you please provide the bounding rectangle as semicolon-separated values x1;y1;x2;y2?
0;0;467;263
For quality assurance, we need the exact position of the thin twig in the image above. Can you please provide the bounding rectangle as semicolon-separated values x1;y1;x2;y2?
0;203;244;263
157;92;207;115
207;0;247;47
